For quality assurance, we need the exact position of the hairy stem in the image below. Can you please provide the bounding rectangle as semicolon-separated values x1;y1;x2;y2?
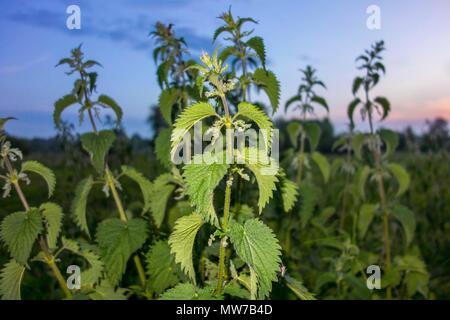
215;175;233;295
3;156;73;300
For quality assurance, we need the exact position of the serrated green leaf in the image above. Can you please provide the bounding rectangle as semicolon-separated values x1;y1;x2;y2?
392;205;415;246
0;117;17;131
183;154;228;225
54;94;78;128
171;102;218;157
279;177;298;212
311;152;330;183
80;130;116;173
71;176;94;237
284;96;301;112
61;237;103;287
253;68;280;115
0;260;25;300
159;88;178;125
88;280;128;300
149;174;175;228
1;209;43;265
284;275;316;300
379;129;399;158
157;60;171;88
121;166;153;214
168;213;204;284
237;102;273;150
374;96;390;120
40;202;63;249
218;46;237;63
246;36;266;68
229;219;281;299
352;77;364;95
287;122;301;148
311;95;329;112
348;98;361;128
358;203;378;239
155;128;173;169
145;240;180;294
387;163;410;197
97;95;123;124
355;165;371;200
96;218;148;286
298;183;320;227
21;161;55;198
160;283;218;300
303;122;321;151
244;151;278;214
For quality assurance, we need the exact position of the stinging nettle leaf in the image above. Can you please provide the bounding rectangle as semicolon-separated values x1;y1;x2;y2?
0;260;26;300
80;130;116;173
237;102;273;150
392;205;416;247
279;177;298;213
121;166;153;215
155;128;173;169
358;203;378;239
284;275;316;300
97;95;123;124
53;94;78;128
387;163;410;197
171;102;218;158
311;152;330;183
298;183;320;227
21;161;56;198
71;176;94;237
1;209;43;265
168;213;204;284
374;96;391;121
229;219;281;299
246;36;266;68
160;283;218;300
243;150;279;214
253;68;280;115
40;202;63;249
96;218;148;286
303;122;321;152
183;154;228;226
159;88;178;125
145;240;180;294
311;95;329;113
61;237;104;287
379;129;399;158
149;173;175;228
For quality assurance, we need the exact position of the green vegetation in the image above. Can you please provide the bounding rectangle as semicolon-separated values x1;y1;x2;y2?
0;10;449;300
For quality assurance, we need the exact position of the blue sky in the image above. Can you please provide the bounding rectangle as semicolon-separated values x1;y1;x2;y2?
1;0;449;138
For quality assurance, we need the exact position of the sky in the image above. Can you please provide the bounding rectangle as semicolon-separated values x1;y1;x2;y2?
0;0;449;138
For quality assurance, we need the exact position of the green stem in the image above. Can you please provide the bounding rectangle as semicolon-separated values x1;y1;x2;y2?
373;142;392;299
3;156;73;300
215;175;233;295
105;167;147;287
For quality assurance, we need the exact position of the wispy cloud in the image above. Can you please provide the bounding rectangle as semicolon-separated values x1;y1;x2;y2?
6;6;211;52
0;55;50;75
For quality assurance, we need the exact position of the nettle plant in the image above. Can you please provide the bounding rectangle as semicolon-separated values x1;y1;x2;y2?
349;41;428;299
54;46;154;298
0;118;72;300
213;9;280;112
160;42;313;299
282;66;330;253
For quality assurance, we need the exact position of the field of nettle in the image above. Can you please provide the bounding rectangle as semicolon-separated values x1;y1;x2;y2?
0;10;449;300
